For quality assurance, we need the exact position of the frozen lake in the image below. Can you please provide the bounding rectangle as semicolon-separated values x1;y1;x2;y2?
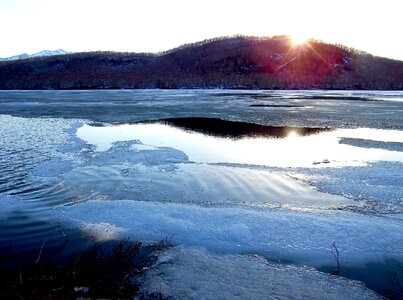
0;90;402;298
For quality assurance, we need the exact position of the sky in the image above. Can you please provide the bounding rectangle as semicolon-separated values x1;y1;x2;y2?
0;0;402;60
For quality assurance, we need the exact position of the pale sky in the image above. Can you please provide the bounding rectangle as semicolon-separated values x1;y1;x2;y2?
0;0;402;60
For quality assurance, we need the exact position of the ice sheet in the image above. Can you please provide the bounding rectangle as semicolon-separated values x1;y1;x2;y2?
56;162;357;210
1;90;402;129
287;161;403;214
139;247;381;300
55;200;403;268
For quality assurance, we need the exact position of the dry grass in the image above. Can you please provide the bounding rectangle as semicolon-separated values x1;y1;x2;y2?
0;238;169;299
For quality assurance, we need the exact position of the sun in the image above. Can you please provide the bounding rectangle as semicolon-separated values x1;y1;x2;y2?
290;33;310;46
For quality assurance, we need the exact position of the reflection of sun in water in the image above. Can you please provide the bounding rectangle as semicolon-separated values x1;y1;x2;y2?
287;130;299;139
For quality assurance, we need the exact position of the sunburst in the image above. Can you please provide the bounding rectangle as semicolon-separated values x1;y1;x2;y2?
290;33;309;46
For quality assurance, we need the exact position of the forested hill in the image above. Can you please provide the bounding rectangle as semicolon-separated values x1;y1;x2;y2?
0;36;402;90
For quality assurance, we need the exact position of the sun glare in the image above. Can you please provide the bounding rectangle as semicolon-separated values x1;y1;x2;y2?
290;33;309;46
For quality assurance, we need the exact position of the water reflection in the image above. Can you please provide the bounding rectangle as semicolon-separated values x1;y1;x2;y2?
77;118;403;168
153;118;330;139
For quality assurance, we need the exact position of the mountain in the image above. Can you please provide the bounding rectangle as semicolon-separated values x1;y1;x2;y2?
0;36;402;90
0;49;70;61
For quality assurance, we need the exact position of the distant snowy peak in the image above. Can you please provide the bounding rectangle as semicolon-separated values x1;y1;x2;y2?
0;49;70;61
30;49;69;58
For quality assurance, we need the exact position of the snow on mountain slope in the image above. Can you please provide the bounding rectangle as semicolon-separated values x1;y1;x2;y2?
0;49;70;61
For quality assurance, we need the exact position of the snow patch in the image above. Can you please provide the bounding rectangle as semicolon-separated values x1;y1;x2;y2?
81;222;127;241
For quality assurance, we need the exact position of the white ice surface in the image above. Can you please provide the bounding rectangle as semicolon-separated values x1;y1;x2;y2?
139;247;381;300
287;161;403;214
55;200;403;268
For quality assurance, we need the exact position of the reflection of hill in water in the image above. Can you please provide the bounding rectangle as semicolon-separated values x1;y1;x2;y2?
152;117;332;139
